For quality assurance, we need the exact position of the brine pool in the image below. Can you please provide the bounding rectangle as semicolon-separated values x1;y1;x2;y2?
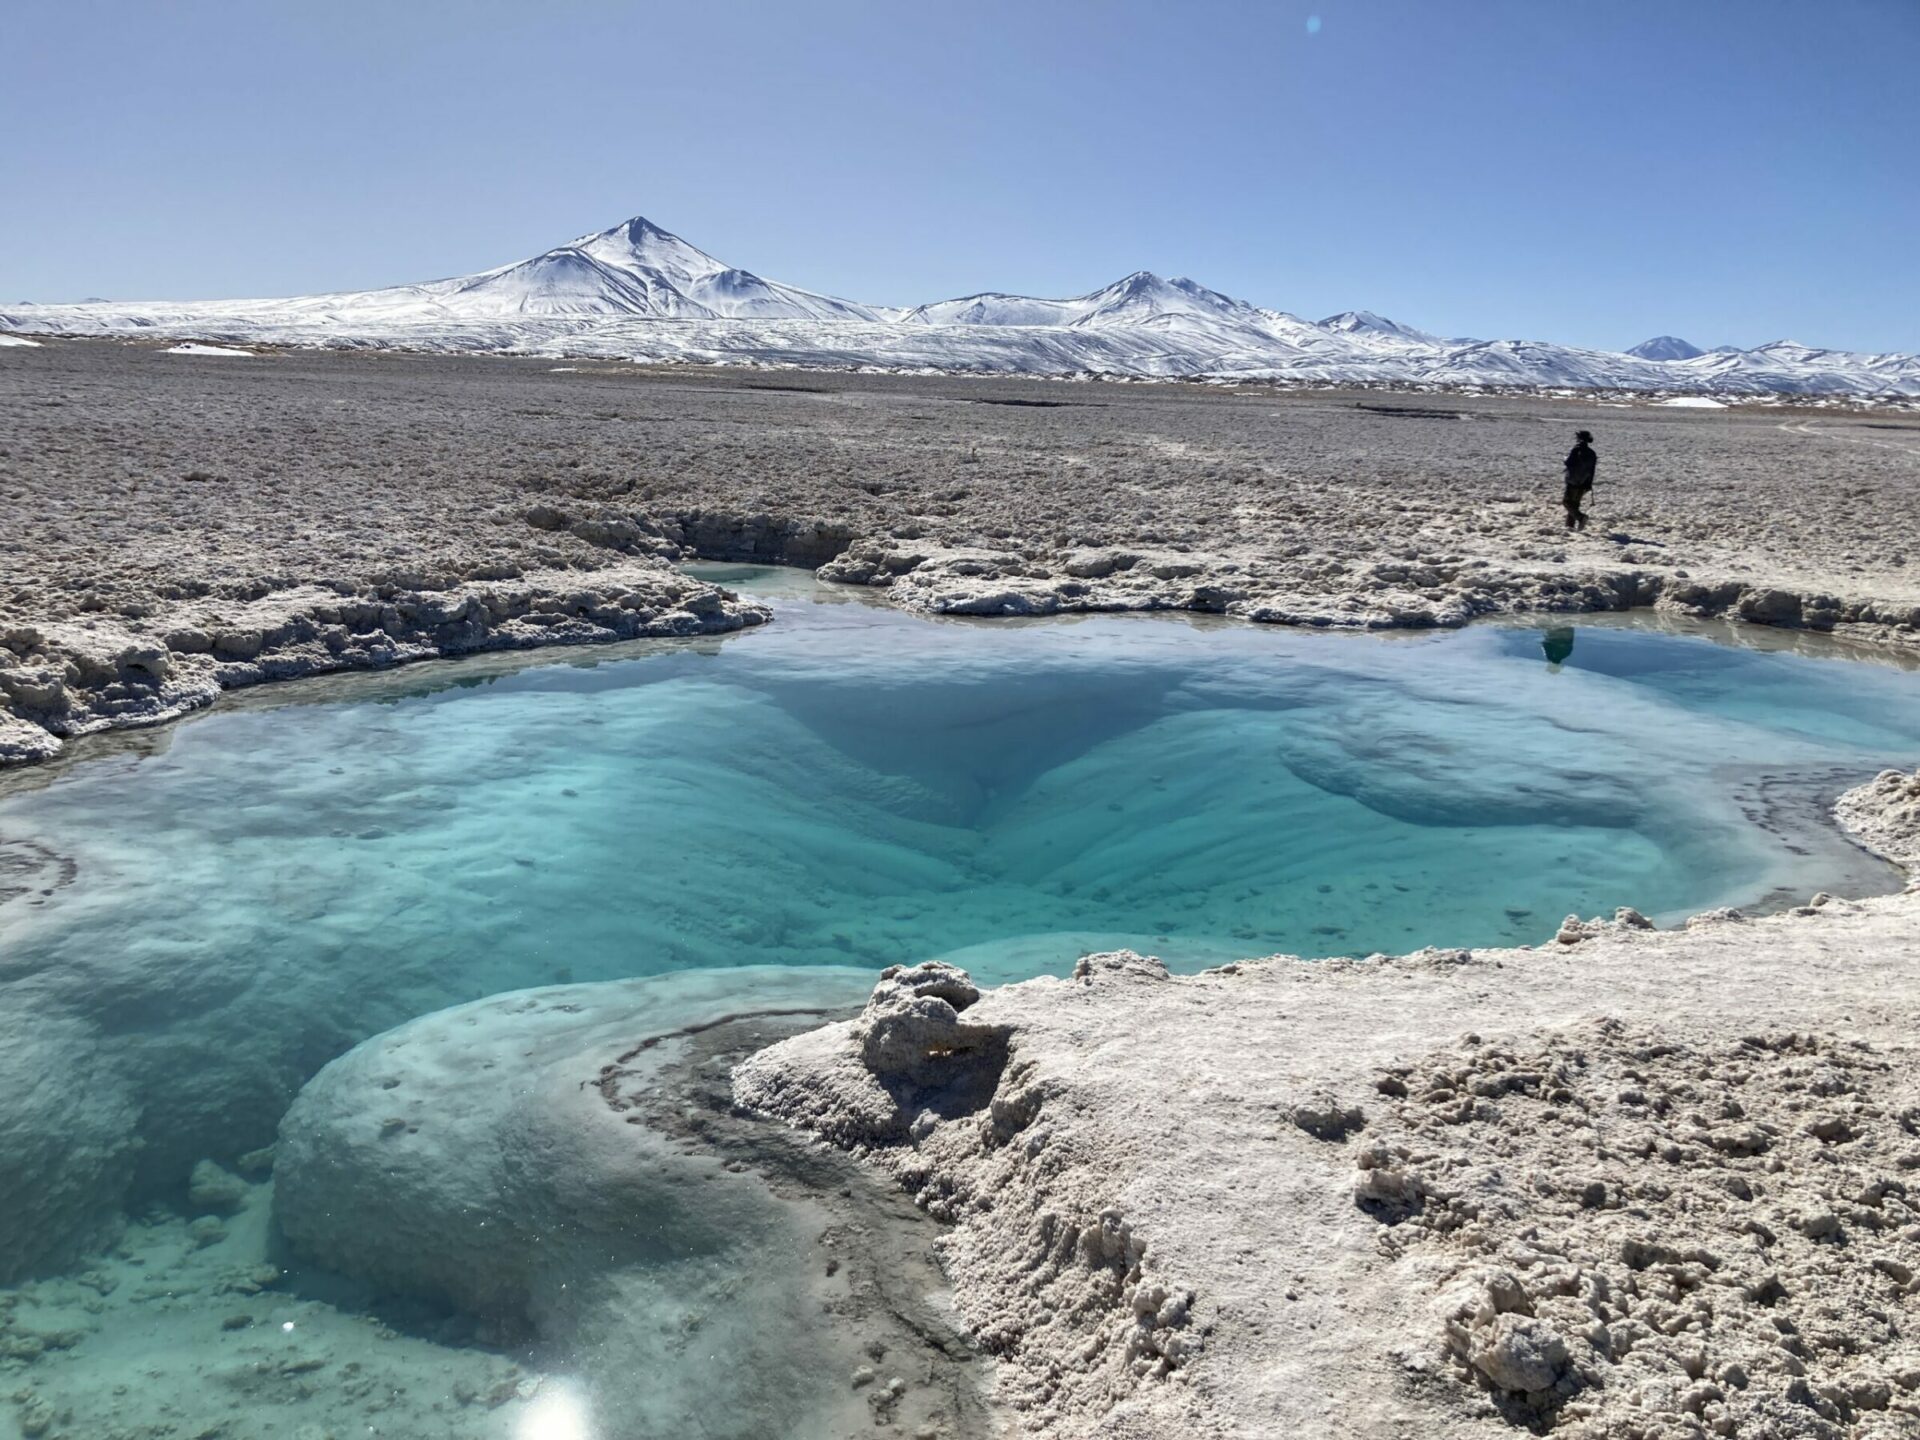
3;563;1919;1439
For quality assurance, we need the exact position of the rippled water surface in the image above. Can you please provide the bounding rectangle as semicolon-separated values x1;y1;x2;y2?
4;565;1919;1438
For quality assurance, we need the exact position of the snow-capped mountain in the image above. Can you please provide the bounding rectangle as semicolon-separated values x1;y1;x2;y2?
901;271;1267;333
1319;310;1446;346
459;216;884;322
4;213;1914;399
1628;336;1706;361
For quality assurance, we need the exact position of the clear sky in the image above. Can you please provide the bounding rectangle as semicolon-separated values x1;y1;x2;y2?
4;0;1915;353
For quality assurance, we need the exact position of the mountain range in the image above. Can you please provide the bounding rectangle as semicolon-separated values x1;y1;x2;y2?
5;214;1916;399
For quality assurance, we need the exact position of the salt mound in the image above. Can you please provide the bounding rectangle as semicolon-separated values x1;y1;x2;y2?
274;967;887;1436
276;966;869;1317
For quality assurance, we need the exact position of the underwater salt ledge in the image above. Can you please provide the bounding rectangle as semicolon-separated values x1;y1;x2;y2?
5;566;1920;1437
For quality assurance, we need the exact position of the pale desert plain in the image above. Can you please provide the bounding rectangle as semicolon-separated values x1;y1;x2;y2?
3;337;1920;1440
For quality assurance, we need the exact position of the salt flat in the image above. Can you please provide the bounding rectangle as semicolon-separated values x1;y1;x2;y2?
4;339;1919;767
3;339;1919;1438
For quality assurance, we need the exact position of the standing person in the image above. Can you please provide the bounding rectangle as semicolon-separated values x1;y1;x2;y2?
1563;429;1597;530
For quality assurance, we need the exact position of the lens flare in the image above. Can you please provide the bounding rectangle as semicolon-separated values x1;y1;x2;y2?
518;1379;592;1440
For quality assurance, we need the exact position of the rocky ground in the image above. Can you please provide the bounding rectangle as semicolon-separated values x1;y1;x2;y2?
738;769;1920;1439
5;339;1920;765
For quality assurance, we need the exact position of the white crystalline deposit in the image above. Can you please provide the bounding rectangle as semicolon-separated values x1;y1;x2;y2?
274;967;878;1434
275;967;870;1320
161;342;254;356
0;560;768;767
733;767;1920;1437
6;213;1917;398
1836;767;1920;873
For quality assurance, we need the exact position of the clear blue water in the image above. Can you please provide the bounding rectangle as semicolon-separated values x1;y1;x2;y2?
4;565;1920;1435
6;579;1920;1148
3;575;1918;1166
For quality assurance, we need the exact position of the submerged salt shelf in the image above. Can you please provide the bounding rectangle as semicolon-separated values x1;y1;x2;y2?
5;568;1920;1438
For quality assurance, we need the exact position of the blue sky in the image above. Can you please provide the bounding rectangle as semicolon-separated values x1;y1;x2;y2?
4;0;1915;352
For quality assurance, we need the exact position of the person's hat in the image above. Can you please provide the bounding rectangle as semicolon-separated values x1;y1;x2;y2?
1575;430;1593;442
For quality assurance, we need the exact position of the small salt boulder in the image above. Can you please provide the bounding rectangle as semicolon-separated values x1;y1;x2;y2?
856;962;998;1084
1354;1140;1426;1211
1470;1313;1571;1395
211;629;266;662
1070;950;1171;984
1286;1093;1366;1142
1554;915;1592;946
187;1159;248;1213
1435;1268;1533;1335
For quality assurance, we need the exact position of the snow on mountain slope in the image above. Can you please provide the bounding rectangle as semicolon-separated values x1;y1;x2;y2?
1628;335;1705;361
327;216;888;323
902;271;1269;334
899;292;1085;327
1669;342;1920;398
4;213;1914;398
1319;310;1445;346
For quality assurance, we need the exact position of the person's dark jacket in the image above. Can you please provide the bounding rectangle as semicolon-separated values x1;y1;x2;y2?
1565;442;1597;490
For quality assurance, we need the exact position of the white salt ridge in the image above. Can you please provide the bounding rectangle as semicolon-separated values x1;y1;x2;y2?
6;214;1916;398
162;342;254;356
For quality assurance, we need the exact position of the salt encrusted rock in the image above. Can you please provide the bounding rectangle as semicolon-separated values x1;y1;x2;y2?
736;957;1205;1411
1553;906;1656;946
0;666;69;715
856;962;993;1084
1468;1313;1573;1395
1353;1139;1428;1213
664;511;854;570
1071;950;1171;984
1684;905;1749;929
735;962;1011;1149
0;559;768;770
0;709;62;764
1435;1268;1533;1331
1286;1093;1367;1142
1836;767;1920;873
186;1159;248;1213
1739;587;1805;626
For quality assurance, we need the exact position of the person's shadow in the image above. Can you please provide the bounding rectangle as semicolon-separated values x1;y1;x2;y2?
1542;626;1575;670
